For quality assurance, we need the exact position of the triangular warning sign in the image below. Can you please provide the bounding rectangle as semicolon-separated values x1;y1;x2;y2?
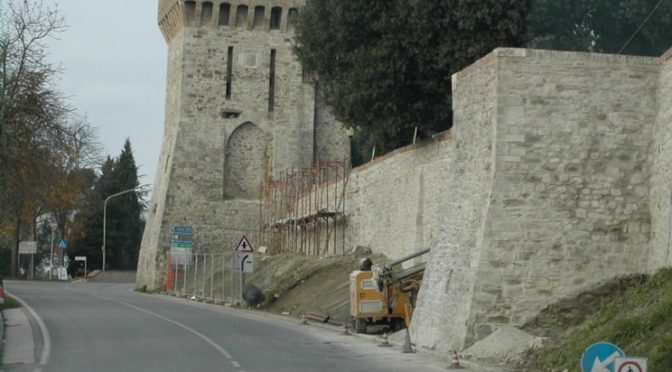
234;235;254;252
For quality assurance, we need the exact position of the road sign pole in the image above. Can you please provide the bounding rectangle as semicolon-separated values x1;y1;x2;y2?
183;255;188;297
50;229;54;280
202;253;206;297
210;253;214;300
174;253;178;295
193;254;198;297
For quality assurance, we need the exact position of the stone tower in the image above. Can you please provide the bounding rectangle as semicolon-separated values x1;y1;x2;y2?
136;0;349;289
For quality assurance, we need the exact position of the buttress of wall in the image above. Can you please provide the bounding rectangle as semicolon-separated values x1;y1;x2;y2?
465;49;659;347
344;134;453;260
137;28;185;289
411;52;499;352
649;48;672;271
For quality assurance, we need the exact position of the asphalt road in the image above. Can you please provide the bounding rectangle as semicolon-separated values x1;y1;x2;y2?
2;281;448;372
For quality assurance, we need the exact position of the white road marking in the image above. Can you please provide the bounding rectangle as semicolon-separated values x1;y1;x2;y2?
231;361;241;367
66;286;236;362
5;290;51;366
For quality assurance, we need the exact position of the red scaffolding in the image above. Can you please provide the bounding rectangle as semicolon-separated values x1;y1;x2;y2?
259;159;348;256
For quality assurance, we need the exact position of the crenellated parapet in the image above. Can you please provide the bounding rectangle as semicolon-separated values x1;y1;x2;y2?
158;0;303;42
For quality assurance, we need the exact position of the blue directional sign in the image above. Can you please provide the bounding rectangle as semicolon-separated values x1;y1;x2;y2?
172;226;193;235
581;342;625;372
58;239;68;249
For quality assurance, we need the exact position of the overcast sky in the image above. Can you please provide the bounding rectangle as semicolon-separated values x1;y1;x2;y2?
44;0;167;188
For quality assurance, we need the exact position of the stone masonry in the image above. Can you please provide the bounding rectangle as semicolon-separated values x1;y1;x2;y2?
138;0;672;356
136;0;349;289
412;48;672;353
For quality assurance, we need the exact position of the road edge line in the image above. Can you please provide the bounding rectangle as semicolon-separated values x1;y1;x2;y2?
4;290;51;366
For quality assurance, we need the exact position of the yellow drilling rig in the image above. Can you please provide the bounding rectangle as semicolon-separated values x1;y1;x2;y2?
349;248;430;333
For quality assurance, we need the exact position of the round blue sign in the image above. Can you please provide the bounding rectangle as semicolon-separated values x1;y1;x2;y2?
581;342;625;372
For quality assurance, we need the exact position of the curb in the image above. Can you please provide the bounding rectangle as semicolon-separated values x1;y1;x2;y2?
0;309;4;359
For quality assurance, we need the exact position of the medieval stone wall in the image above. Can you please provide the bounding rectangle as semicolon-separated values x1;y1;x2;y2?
343;133;453;261
649;49;672;271
413;48;664;352
138;0;348;289
142;1;672;354
411;52;499;352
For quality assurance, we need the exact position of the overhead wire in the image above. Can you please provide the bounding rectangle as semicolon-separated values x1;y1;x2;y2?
618;0;667;54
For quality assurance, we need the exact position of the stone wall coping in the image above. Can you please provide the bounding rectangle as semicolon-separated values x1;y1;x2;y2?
352;130;452;173
662;46;672;62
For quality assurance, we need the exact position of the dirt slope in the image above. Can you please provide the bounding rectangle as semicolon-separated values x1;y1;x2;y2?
245;251;387;323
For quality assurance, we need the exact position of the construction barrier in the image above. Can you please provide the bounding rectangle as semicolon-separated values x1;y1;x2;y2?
166;251;230;303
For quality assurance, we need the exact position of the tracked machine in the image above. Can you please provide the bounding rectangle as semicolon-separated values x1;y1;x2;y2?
349;248;430;333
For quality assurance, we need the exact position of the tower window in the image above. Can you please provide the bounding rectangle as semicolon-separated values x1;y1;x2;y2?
269;49;276;112
201;2;213;26
218;3;230;26
184;1;196;26
270;7;282;30
226;46;233;99
235;5;248;28
253;6;265;30
287;8;298;32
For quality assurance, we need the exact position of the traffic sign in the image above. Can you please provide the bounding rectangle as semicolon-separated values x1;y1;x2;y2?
172;226;193;234
58;239;68;249
234;235;254;252
614;357;647;372
581;342;625;372
75;256;87;261
172;241;193;248
234;252;254;273
18;241;37;254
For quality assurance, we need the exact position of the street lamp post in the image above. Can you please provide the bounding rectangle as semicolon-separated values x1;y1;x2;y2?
102;187;140;271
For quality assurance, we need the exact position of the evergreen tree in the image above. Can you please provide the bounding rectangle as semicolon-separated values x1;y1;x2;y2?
108;139;144;270
294;0;528;162
69;139;145;271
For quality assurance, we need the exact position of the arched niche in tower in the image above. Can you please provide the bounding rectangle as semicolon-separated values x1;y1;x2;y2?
223;122;270;200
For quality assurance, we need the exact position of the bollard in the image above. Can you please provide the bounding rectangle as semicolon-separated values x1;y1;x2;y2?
301;314;308;325
447;351;464;369
342;322;350;335
378;333;392;347
0;277;4;305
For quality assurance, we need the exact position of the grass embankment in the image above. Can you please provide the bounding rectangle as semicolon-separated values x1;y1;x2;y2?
530;268;672;371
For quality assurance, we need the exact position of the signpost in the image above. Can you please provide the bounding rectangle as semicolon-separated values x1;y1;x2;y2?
18;241;37;279
170;226;193;294
232;235;254;303
171;226;193;265
581;342;625;372
614;357;647;372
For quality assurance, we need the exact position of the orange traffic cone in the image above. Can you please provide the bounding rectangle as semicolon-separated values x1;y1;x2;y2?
378;333;392;347
447;351;464;369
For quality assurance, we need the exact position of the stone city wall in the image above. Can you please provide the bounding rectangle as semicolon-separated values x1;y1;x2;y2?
343;133;453;261
648;49;672;271
138;0;348;289
413;48;663;352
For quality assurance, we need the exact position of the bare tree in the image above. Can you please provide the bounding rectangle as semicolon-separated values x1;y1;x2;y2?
0;1;100;277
